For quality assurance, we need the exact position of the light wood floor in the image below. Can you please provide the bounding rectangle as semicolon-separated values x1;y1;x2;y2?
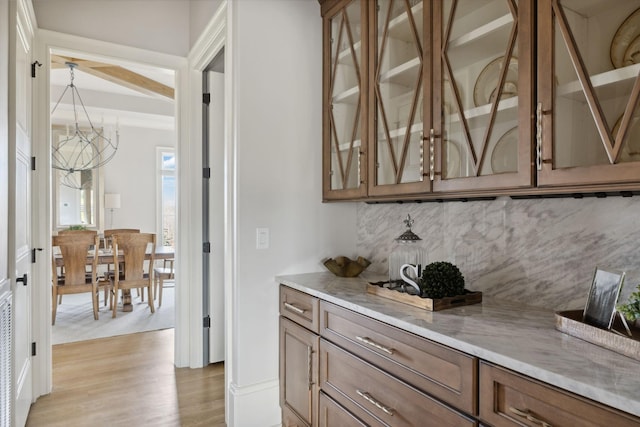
26;329;225;427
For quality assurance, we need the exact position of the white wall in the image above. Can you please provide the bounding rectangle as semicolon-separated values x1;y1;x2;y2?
189;0;222;49
102;125;175;232
32;0;190;56
228;0;357;424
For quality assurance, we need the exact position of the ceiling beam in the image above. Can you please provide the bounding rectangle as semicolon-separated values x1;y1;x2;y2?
51;55;174;100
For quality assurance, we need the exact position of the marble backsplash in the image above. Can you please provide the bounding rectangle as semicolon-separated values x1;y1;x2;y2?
356;196;640;311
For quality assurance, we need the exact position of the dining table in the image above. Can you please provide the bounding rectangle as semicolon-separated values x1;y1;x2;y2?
54;246;175;312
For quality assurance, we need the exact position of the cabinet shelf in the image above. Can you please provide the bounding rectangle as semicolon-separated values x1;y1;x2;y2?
377;122;424;142
447;14;515;67
336;41;361;65
447;96;518;127
336;139;362;152
332;85;360;104
387;2;424;43
379;57;421;88
557;63;640;102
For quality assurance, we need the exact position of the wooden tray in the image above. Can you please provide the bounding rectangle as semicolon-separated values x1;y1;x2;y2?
555;310;640;362
367;282;482;311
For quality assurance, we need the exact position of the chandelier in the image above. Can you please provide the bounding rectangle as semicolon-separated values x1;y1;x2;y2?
51;62;119;180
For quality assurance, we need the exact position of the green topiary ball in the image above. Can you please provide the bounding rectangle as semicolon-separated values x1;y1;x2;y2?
420;261;465;299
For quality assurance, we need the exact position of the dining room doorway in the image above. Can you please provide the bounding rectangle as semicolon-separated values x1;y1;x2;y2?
48;48;178;345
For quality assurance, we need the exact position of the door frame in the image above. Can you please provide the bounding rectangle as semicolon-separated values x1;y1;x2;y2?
31;29;190;398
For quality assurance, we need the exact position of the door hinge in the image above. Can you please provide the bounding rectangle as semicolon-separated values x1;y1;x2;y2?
31;342;36;356
203;167;211;179
203;315;211;328
203;93;211;105
203;242;211;253
31;156;36;171
31;61;42;78
31;247;43;263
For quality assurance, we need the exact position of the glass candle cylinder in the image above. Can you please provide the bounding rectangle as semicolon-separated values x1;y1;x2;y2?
388;215;428;288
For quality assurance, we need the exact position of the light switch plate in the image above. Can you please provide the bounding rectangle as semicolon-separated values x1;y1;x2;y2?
256;227;269;249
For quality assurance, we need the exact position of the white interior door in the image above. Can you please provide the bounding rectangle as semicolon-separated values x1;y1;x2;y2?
11;3;33;425
208;70;224;364
0;1;11;425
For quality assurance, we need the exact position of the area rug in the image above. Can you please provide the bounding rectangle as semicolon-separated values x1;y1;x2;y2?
52;287;175;345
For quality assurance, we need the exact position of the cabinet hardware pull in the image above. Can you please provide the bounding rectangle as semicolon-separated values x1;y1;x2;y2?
283;302;305;315
419;132;424;182
307;345;313;390
356;390;395;416
429;129;435;181
536;103;543;171
509;406;552;427
355;336;394;355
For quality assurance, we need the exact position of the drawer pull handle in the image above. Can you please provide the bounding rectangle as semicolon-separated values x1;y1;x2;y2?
283;302;305;315
307;345;313;390
356;390;395;416
355;336;394;355
509;406;552;427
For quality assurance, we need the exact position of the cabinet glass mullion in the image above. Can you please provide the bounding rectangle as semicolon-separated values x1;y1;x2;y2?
433;0;533;193
324;0;367;200
539;0;640;187
369;0;430;196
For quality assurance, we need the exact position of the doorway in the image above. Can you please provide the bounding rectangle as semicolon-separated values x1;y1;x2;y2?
48;49;178;345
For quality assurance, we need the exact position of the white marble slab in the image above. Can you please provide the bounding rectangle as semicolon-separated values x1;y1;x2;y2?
276;272;640;418
355;196;640;311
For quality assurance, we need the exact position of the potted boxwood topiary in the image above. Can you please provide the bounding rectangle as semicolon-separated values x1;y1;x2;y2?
617;284;640;328
420;261;465;299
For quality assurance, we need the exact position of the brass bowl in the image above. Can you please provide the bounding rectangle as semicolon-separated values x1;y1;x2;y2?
323;256;371;277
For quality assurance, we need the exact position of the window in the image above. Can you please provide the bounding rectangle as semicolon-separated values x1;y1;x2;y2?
157;148;176;247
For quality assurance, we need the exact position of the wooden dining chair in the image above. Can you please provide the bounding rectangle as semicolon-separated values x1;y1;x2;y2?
153;258;174;307
54;229;98;305
103;228;141;297
51;233;112;325
110;232;156;317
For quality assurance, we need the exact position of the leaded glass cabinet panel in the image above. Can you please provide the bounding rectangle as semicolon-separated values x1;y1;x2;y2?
538;0;640;187
323;0;368;200
369;0;431;197
432;0;534;193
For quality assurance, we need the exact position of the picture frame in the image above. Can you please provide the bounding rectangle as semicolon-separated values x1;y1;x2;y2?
583;267;626;329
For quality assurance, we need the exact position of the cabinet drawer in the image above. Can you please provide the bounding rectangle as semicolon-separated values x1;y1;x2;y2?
320;339;477;427
319;391;368;427
280;285;320;333
479;362;640;427
320;301;477;415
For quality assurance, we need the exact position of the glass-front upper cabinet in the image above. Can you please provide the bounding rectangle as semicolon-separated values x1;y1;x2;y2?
322;0;368;200
538;0;640;187
432;0;534;193
368;0;430;197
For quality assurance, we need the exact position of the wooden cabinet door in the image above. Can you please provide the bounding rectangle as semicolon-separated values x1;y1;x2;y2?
322;0;369;201
368;0;433;197
280;317;319;427
318;392;368;427
538;0;640;188
432;0;535;194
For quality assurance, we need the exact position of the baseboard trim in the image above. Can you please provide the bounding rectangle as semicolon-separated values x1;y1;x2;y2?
228;378;280;427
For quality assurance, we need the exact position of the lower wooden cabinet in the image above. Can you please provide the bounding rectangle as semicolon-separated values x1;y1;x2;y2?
280;317;319;427
479;362;640;427
280;284;640;426
318;392;367;427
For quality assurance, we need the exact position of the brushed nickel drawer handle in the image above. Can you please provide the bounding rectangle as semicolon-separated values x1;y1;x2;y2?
509;406;552;427
356;390;395;416
355;336;394;355
283;302;305;315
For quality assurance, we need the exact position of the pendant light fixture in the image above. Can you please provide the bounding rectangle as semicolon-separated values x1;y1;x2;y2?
51;62;119;181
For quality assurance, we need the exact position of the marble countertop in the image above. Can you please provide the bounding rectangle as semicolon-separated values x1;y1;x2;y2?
276;272;640;418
